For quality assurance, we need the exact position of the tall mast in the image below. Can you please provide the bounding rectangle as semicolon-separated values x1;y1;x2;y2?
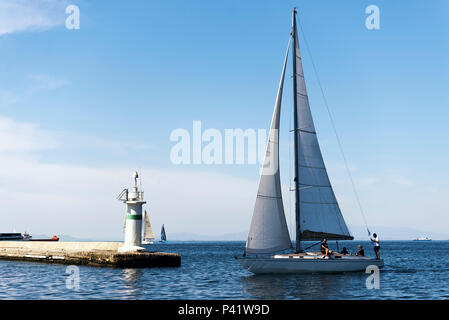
292;8;302;253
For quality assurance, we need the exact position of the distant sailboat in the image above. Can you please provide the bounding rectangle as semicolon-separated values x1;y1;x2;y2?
142;210;155;244
160;224;167;243
236;9;383;274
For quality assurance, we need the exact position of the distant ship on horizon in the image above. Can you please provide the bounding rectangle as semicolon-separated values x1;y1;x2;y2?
413;236;432;241
0;233;59;241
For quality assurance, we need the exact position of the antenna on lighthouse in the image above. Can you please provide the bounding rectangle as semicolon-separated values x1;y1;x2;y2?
133;171;139;188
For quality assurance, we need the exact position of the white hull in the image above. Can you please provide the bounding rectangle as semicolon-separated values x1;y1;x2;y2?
142;239;154;245
236;255;384;274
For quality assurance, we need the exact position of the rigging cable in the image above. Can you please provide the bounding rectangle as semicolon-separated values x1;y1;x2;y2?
297;16;371;237
289;64;293;240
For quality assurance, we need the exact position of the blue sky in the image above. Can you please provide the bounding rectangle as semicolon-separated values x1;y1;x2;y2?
0;0;448;239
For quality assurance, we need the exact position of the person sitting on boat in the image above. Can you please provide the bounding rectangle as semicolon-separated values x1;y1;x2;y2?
340;247;349;255
355;245;364;256
370;233;380;259
320;239;332;258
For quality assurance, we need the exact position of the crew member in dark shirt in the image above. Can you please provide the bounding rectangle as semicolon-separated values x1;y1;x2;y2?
355;245;365;256
321;239;332;258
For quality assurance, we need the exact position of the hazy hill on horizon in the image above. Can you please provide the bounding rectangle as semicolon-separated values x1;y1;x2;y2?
167;225;449;241
31;225;449;242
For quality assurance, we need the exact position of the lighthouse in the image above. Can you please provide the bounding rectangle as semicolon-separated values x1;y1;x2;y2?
117;171;147;253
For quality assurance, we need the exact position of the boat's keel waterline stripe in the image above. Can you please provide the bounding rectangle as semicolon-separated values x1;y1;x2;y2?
126;215;142;220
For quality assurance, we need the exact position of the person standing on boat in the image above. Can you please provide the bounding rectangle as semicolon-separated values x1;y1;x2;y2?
370;233;380;259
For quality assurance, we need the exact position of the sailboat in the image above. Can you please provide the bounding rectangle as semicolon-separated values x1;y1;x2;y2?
142;210;155;244
160;224;167;243
236;9;384;274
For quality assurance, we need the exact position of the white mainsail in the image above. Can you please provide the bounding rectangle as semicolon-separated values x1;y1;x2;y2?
293;21;352;241
245;39;292;254
143;210;155;240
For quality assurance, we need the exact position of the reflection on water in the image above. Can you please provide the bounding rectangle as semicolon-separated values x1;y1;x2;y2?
121;269;143;299
241;273;367;299
241;275;287;299
123;268;143;283
0;241;449;299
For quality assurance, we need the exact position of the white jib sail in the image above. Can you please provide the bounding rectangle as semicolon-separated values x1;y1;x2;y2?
293;25;352;240
246;38;292;254
143;210;154;240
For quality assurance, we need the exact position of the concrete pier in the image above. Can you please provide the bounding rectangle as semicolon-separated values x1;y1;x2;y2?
0;242;181;268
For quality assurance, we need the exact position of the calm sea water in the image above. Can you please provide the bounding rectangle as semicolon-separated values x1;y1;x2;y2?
0;241;448;300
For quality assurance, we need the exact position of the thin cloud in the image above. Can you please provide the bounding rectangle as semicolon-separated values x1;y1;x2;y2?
0;117;447;238
0;0;69;36
0;74;68;111
0;117;56;153
0;91;21;108
0;117;256;238
0;116;151;157
390;176;415;187
28;74;69;91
